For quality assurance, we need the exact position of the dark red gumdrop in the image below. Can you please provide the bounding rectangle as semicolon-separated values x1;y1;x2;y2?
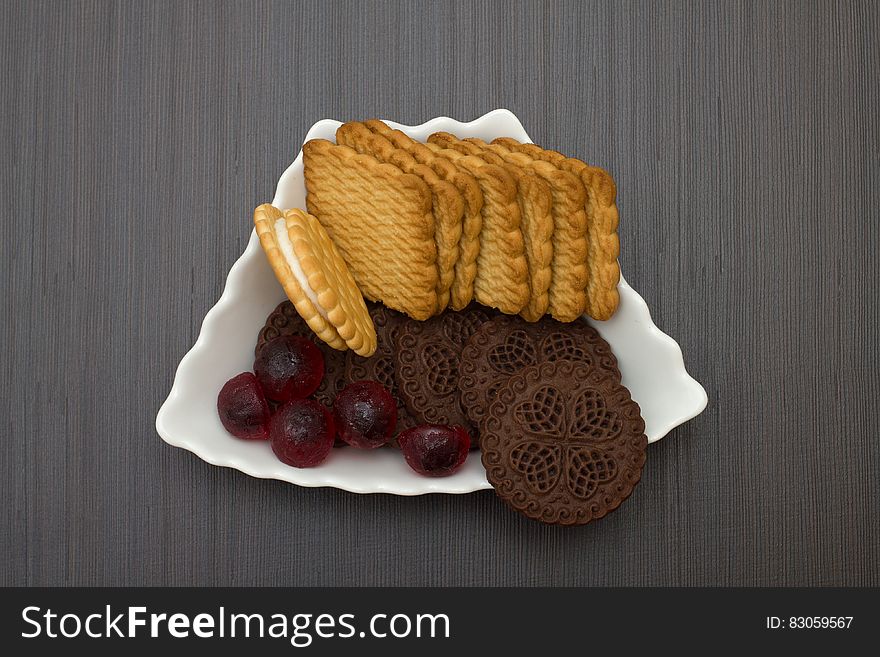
269;398;335;468
254;335;324;402
217;372;271;440
333;381;397;449
398;425;470;477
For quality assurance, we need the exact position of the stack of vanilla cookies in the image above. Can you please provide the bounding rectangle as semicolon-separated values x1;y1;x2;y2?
304;120;619;323
254;120;621;358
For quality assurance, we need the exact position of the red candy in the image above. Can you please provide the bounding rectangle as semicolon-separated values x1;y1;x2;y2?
254;336;324;402
217;372;271;440
269;398;336;468
398;424;470;476
222;319;476;478
333;381;397;449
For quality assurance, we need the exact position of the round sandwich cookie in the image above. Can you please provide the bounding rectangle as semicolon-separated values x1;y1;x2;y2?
394;305;496;448
459;314;619;427
253;204;377;356
345;302;418;443
481;360;647;526
256;300;347;410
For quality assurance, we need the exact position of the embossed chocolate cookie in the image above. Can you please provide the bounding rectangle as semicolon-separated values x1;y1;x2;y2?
345;302;417;439
459;314;619;427
256;300;347;409
481;360;646;525
395;305;496;447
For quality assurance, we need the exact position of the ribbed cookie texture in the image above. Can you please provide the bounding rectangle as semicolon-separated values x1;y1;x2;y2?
297;122;620;327
492;137;620;321
427;132;554;322
302;139;438;321
444;135;590;323
285;208;377;356
253;203;347;351
422;143;530;314
363;119;483;311
335;121;463;314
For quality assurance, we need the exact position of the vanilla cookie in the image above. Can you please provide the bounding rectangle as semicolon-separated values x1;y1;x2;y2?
363;120;483;311
438;134;590;322
302;139;438;321
335;121;463;313
428;132;553;322
253;204;377;356
420;143;530;314
492;137;620;320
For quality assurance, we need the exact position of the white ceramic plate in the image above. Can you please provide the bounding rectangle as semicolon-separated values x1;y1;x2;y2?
156;109;708;495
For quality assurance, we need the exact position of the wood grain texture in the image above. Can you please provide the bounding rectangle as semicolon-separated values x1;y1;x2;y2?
1;0;878;586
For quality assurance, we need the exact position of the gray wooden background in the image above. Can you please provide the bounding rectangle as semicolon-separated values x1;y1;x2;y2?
2;0;878;586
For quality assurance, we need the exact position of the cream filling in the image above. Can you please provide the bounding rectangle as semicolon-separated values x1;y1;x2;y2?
274;218;328;320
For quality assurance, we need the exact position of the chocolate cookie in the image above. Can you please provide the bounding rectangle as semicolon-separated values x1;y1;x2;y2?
345;302;417;439
256;300;346;409
481;360;646;525
395;305;496;447
459;314;619;427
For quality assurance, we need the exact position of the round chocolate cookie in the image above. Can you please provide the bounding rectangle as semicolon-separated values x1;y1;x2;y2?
459;314;619;428
481;360;646;525
394;305;496;447
256;300;347;409
345;302;418;440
